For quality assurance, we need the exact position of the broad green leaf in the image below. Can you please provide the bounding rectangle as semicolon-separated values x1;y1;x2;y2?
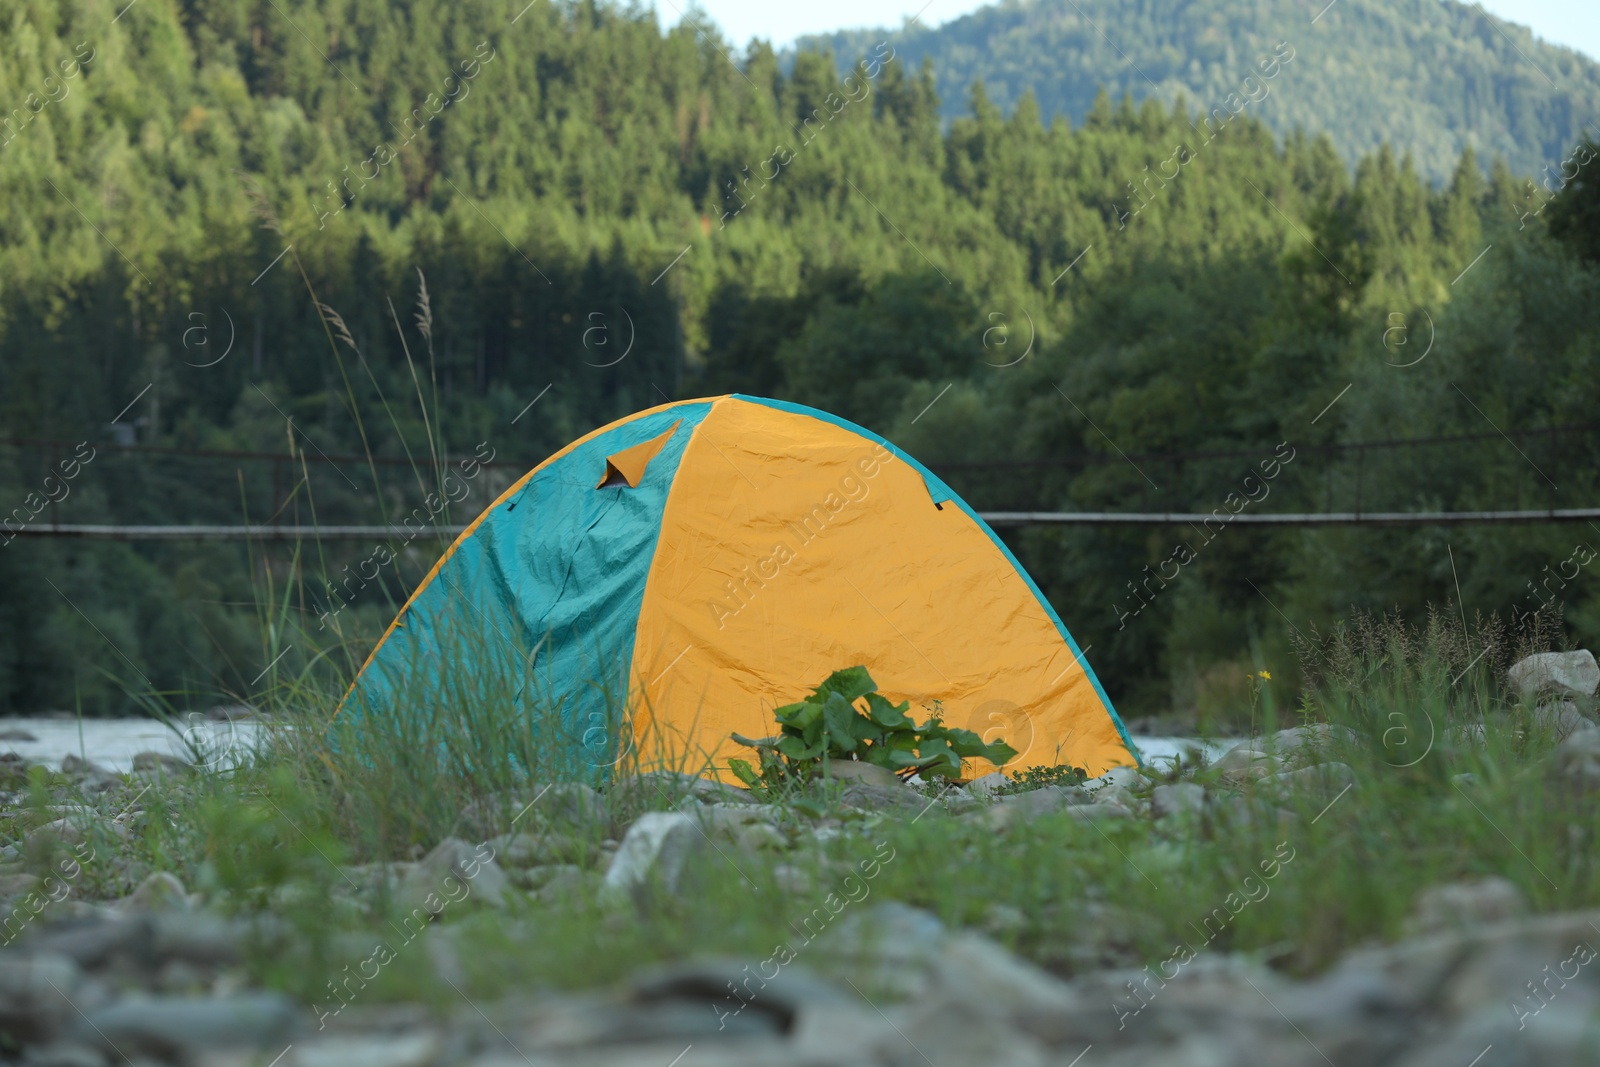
780;701;823;732
981;739;1019;766
864;693;911;728
812;665;876;704
944;726;995;758
821;692;860;752
776;735;812;760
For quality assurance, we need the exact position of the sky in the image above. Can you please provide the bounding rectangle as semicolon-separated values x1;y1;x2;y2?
656;0;1600;64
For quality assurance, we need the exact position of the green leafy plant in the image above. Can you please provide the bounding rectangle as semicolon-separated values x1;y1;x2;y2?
728;666;1017;792
995;763;1090;795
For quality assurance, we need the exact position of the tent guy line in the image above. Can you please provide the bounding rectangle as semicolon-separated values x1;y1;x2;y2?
15;508;1600;539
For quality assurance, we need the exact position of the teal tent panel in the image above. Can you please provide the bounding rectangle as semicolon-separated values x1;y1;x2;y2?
345;402;713;773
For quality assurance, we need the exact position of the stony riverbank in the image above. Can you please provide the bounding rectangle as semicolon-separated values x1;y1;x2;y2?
6;650;1600;1065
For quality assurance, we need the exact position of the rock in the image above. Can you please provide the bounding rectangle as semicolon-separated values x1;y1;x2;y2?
968;785;1096;830
611;770;748;810
692;805;788;851
74;993;301;1058
0;869;42;899
487;831;585;869
0;751;29;787
528;782;607;828
1508;650;1600;698
693;778;759;805
1407;876;1528;936
130;751;190;776
836;781;923;813
1526;699;1599;740
58;755;108;778
1550;729;1600;783
1257;761;1355;802
630;959;856;1035
17;1039;107;1067
695;803;779;830
0;953;86;1044
460;783;607;840
735;823;786;851
205;703;259;721
819;759;903;789
982;902;1028;938
932;931;1076;1015
288;1032;441;1067
1086;764;1142;809
1214;724;1357;781
964;772;1010;798
939;790;981;816
601;812;709;903
1151;782;1206;819
895;931;1086;1062
397;838;509;913
772;864;816;896
1211;794;1298;835
0;727;37;742
121;872;191;913
148;912;246;967
997;784;1088;814
25;917;149;969
1063;802;1135;823
26;816;75;846
811;903;949;997
517;864;593;898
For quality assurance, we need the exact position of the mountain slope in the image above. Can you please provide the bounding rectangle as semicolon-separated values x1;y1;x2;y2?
798;0;1600;180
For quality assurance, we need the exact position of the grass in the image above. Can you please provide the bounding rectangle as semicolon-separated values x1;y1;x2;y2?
9;602;1600;1010
8;279;1596;1008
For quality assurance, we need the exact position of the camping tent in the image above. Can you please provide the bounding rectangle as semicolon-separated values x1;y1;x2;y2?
341;395;1138;778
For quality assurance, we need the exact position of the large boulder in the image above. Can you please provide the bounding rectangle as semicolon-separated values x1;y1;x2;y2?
1508;650;1600;699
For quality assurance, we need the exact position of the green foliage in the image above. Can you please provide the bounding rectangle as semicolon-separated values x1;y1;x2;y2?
728;666;1018;792
996;763;1090;795
0;0;1598;727
803;0;1600;182
1548;138;1600;267
37;606;1600;1004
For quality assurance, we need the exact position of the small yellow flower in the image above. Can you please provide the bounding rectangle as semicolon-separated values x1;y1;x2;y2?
1259;670;1272;680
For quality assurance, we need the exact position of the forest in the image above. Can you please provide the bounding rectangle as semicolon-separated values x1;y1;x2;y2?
805;0;1600;181
2;0;1599;722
